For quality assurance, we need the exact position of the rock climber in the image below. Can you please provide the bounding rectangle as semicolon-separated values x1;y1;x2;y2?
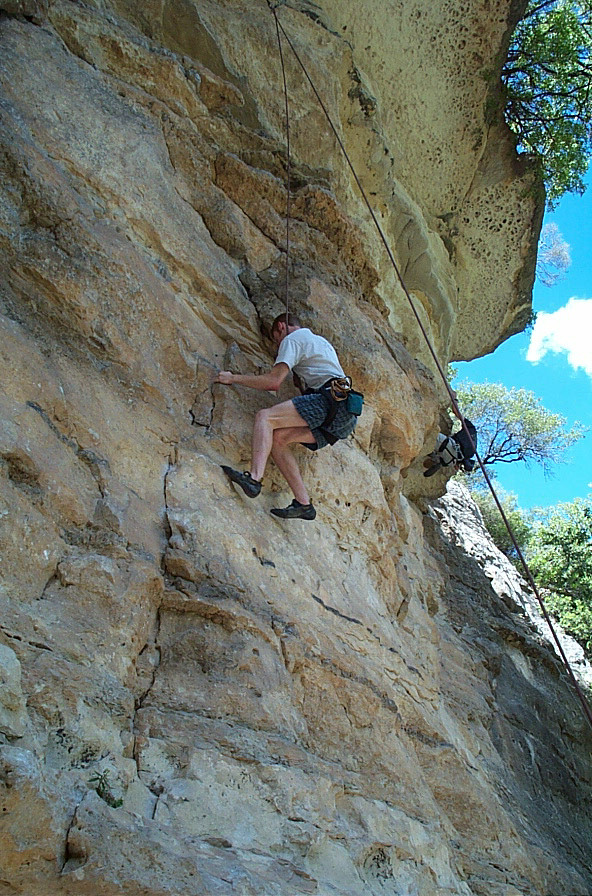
423;404;477;477
215;312;361;520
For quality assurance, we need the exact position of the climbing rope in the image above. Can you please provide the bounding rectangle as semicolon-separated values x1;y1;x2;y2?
267;3;592;732
270;2;292;328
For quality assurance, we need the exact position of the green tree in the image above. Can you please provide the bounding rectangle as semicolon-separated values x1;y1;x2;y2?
536;221;571;285
527;497;592;653
502;0;592;205
455;380;585;473
473;488;533;564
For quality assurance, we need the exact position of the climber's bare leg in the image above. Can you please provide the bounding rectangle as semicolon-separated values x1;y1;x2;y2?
270;426;316;504
250;401;315;503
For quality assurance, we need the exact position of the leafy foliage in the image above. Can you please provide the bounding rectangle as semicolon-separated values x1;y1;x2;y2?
455;380;585;473
527;497;592;653
88;769;123;808
456;378;591;654
536;221;571;285
473;488;533;564
502;0;592;205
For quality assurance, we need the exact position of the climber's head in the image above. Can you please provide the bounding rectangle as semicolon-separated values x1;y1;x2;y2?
271;312;301;345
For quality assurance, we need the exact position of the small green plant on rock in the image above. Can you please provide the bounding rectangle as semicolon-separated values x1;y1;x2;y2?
88;769;123;809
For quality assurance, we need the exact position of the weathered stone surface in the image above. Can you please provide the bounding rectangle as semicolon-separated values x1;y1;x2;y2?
320;0;543;359
427;483;592;895
0;646;27;737
0;2;590;895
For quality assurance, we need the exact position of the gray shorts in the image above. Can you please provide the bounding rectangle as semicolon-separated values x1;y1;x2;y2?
292;391;358;450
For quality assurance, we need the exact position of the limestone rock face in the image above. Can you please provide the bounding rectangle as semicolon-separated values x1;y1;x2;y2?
322;0;543;360
0;2;590;896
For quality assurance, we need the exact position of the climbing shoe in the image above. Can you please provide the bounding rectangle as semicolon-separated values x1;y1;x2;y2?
221;466;262;498
423;461;443;478
270;499;316;520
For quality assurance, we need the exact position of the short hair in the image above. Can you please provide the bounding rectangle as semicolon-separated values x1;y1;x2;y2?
271;312;301;333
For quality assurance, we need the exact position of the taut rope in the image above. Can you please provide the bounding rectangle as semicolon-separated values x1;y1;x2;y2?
267;1;592;731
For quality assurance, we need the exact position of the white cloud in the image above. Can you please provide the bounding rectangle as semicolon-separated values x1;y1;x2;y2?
526;297;592;377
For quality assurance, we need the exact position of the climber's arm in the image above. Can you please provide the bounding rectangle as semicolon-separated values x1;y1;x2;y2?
215;362;290;392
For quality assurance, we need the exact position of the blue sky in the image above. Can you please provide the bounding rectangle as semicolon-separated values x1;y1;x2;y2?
454;177;592;511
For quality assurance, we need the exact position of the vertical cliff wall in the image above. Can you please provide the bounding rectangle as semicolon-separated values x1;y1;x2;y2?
1;1;590;895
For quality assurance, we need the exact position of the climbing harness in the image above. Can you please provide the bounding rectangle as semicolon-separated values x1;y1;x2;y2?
435;435;464;467
329;375;352;403
266;2;592;731
321;376;354;439
301;376;364;445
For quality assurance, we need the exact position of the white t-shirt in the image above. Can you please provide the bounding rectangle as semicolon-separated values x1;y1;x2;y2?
275;328;344;389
